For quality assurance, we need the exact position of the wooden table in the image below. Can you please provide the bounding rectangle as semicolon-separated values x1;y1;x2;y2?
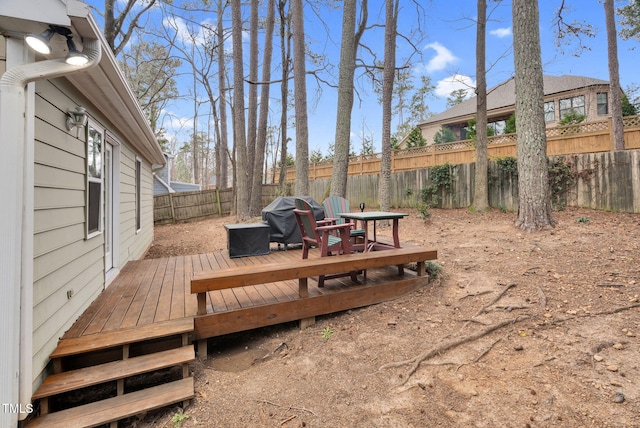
338;211;408;252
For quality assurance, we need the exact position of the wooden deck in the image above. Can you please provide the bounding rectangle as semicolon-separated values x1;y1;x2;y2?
62;247;433;342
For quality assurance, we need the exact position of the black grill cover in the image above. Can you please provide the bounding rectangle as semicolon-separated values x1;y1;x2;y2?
261;196;325;244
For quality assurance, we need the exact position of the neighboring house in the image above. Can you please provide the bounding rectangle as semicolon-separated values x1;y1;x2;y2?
416;75;611;145
0;1;165;426
153;153;201;195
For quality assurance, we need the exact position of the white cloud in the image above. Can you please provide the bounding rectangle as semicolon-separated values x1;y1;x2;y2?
162;16;207;46
434;74;476;98
490;27;512;38
424;42;458;72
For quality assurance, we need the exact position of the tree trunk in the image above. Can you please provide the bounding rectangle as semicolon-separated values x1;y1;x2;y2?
247;0;259;197
379;0;398;213
330;0;367;198
291;0;309;196
605;0;625;151
277;0;291;195
231;0;250;219
473;0;489;211
250;0;276;216
512;0;556;231
217;0;229;189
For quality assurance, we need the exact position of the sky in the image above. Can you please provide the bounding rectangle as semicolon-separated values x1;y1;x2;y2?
86;0;640;157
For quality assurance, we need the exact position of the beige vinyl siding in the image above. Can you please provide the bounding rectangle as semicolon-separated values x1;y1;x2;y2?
32;80;106;389
31;78;158;390
118;145;154;263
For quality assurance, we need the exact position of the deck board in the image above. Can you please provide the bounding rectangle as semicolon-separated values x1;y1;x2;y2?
61;247;434;342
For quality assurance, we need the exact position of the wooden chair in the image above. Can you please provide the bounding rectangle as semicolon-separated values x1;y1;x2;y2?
293;198;359;287
322;196;366;244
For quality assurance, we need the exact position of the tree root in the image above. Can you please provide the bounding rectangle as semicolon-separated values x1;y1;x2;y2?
380;316;527;384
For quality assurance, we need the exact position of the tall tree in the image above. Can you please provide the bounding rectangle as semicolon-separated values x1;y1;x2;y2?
473;0;489;211
231;0;250;219
379;0;400;214
119;36;180;143
330;0;368;198
250;0;276;216
216;0;229;189
605;0;625;151
277;0;292;195
512;0;556;231
291;0;309;195
247;0;260;196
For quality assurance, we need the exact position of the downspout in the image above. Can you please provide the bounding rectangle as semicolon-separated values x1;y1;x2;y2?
0;37;100;425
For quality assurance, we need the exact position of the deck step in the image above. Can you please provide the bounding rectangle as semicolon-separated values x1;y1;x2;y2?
51;317;194;358
33;346;195;400
26;377;194;428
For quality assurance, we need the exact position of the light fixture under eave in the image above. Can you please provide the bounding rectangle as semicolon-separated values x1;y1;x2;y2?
25;27;56;54
65;36;89;66
66;107;88;132
25;25;89;65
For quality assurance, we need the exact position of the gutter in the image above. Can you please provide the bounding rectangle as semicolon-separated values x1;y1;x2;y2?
0;36;100;424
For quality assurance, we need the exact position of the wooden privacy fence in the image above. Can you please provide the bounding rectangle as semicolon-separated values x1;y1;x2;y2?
153;185;281;224
285;115;640;182
304;150;640;214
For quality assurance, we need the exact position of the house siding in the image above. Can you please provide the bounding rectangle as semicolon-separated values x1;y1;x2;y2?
31;79;156;390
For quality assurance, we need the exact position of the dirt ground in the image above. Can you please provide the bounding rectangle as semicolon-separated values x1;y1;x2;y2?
137;207;640;428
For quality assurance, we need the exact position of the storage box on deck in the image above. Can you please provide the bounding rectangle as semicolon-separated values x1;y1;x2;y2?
224;223;270;258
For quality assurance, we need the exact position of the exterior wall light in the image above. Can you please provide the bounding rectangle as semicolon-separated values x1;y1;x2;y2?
66;106;88;131
25;25;89;66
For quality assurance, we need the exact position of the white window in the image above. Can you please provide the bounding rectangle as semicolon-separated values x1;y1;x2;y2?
135;157;142;232
597;92;608;115
544;101;555;122
559;95;585;119
87;124;104;238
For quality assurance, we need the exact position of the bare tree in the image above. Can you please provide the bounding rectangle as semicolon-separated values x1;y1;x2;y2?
250;0;276;215
605;0;625;151
473;0;489;211
277;0;292;195
330;0;368;198
379;0;399;214
216;0;229;189
231;0;250;219
104;0;159;56
291;0;309;195
512;0;556;231
247;0;260;196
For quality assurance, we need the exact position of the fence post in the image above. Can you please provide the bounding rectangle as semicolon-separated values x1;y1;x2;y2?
169;193;176;224
216;188;222;216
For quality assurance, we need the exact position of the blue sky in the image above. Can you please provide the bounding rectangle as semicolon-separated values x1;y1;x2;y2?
87;0;639;157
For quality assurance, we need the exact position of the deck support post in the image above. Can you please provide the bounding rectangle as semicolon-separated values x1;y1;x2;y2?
298;277;315;328
197;339;208;359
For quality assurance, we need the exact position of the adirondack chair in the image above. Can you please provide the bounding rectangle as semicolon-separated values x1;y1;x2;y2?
293;198;359;287
322;196;366;242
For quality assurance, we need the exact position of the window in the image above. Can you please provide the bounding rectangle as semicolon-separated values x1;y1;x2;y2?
597;92;608;115
135;158;142;232
87;125;103;237
559;95;585;119
544;101;555;122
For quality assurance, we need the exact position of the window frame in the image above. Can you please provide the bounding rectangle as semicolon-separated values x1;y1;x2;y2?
86;122;104;239
597;92;609;115
544;101;555;122
135;156;142;233
559;95;585;120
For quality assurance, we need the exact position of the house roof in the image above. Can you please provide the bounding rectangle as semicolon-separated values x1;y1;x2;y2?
0;0;165;166
421;75;610;126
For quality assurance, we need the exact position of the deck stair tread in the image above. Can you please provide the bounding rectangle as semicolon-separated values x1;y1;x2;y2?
51;317;194;358
26;377;194;428
33;346;195;399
